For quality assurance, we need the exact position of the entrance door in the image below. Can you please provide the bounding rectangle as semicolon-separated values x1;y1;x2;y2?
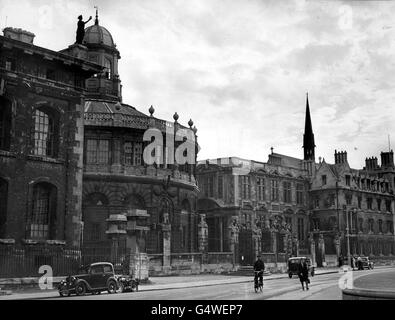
239;229;253;266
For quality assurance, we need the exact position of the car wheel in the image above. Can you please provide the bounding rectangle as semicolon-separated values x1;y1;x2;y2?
108;280;117;294
59;284;69;297
75;283;86;296
288;273;292;279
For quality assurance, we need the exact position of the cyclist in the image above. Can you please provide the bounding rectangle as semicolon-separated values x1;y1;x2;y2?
253;254;265;288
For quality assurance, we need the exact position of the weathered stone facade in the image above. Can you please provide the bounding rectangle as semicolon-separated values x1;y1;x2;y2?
0;28;102;246
196;155;311;266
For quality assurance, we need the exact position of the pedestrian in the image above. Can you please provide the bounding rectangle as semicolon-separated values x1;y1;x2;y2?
357;256;362;270
338;255;343;268
298;260;310;291
351;256;355;270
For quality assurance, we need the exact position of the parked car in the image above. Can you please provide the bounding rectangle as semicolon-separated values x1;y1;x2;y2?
358;256;374;270
288;257;315;278
58;262;118;297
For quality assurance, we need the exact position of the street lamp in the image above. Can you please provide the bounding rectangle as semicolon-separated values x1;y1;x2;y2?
343;205;351;267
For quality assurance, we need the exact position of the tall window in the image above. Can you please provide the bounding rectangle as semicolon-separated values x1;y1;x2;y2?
0;178;8;238
208;176;214;198
358;196;362;209
0;97;12;151
271;180;279;201
346;194;352;205
124;141;143;166
86;139;110;164
321;175;327;185
386;200;392;213
377;199;381;211
104;58;112;79
257;177;265;201
296;184;304;205
298;218;304;241
378;219;383;233
5;57;16;71
33;109;58;157
283;181;292;203
358;218;363;233
27;183;56;240
241;176;250;200
346;175;351;186
218;175;223;199
367;198;372;210
368;219;374;233
387;221;393;234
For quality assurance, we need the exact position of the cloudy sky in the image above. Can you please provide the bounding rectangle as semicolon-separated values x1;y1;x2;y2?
1;0;394;169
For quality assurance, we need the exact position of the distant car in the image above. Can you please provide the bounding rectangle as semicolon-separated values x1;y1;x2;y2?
288;257;315;278
58;262;118;297
358;256;374;270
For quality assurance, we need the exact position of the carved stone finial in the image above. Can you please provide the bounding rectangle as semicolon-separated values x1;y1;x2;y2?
188;119;194;128
149;105;155;116
173;112;179;122
193;126;198;134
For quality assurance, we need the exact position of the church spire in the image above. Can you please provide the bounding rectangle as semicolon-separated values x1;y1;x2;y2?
303;92;316;161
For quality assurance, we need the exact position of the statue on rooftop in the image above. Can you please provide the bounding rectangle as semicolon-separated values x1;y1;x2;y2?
76;15;92;44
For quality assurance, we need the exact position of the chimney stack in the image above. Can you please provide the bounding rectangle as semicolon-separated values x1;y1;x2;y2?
381;150;394;168
3;27;35;44
334;150;348;164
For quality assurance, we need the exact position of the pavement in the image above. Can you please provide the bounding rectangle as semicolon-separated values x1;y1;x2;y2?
0;267;340;300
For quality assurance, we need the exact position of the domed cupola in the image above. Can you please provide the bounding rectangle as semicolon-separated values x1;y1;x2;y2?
83;8;122;102
83;13;116;50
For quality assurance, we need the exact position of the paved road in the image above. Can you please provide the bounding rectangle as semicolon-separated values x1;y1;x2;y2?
47;272;345;300
5;267;393;300
353;268;395;291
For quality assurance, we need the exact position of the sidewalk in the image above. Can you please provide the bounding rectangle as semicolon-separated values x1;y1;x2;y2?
0;267;340;300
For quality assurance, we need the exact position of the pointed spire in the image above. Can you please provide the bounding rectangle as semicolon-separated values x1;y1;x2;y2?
94;6;99;25
303;92;316;161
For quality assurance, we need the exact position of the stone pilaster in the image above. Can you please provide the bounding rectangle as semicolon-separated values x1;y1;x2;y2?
162;223;172;272
198;214;208;264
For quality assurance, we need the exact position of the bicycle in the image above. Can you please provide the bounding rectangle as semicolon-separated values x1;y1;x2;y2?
254;270;263;293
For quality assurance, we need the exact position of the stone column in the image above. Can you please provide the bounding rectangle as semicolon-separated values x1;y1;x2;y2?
198;213;208;265
309;232;316;267
292;234;299;257
318;233;326;267
272;231;278;263
162;212;172;274
219;218;223;252
334;233;341;258
228;217;239;267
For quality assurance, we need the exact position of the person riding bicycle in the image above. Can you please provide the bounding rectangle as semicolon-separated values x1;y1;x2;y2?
253;254;265;286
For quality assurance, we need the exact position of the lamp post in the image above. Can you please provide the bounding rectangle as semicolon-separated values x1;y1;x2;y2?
343;205;351;267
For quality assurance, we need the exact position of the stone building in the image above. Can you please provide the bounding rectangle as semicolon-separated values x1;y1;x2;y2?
196;155;311;269
0;13;208;278
197;94;395;268
59;12;202;277
310;150;395;266
0;27;102;247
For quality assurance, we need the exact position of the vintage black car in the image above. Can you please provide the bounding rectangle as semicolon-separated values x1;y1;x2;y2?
58;262;118;296
357;256;374;270
288;257;315;278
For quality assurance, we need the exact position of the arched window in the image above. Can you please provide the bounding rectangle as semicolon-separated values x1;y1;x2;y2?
32;108;59;157
0;178;8;238
0;97;12;151
104;58;112;79
27;182;57;240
